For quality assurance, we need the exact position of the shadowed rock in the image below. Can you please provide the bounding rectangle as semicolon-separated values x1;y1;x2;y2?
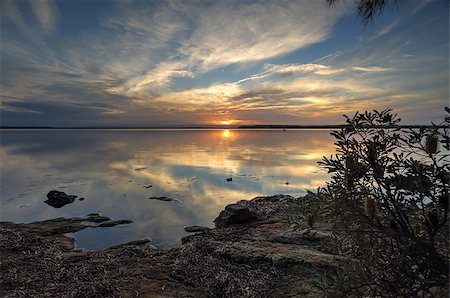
45;190;77;208
214;201;257;228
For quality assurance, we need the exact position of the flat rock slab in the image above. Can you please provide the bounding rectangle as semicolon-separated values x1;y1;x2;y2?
216;240;344;267
0;214;133;250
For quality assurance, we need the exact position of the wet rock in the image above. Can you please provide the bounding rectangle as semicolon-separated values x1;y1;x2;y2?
148;196;178;202
87;212;100;216
214;202;257;228
85;215;111;223
184;226;211;233
96;220;133;228
45;190;77;208
226;177;233;182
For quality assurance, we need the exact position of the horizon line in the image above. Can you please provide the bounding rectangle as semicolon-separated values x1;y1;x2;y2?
0;124;442;130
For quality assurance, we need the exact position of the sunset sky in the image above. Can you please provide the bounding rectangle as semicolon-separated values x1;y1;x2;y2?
1;0;448;127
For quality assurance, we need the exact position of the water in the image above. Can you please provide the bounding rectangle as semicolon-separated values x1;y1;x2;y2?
0;129;335;250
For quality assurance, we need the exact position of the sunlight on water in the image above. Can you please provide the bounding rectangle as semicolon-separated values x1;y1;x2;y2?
0;129;335;250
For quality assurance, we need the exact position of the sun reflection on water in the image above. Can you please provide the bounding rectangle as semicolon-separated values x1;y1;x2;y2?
1;129;335;250
222;129;231;139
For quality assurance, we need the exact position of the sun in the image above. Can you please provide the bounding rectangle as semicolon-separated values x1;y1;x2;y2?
220;119;238;125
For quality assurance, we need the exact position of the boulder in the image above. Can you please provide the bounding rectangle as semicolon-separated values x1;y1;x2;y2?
45;190;77;208
214;202;257;228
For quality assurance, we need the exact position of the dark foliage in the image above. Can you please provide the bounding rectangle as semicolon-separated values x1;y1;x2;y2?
327;0;407;24
313;108;449;296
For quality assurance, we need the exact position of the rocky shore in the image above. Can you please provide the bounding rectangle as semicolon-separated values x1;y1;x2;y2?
0;195;344;297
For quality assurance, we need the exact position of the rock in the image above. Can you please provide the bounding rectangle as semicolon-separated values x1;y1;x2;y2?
87;212;100;216
216;240;345;267
0;195;359;298
85;215;111;223
143;185;153;188
148;196;178;202
108;237;152;249
45;190;77;208
97;220;133;228
226;177;232;182
184;226;211;233
214;202;257;228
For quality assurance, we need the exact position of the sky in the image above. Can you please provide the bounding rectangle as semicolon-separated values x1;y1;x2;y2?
1;0;448;127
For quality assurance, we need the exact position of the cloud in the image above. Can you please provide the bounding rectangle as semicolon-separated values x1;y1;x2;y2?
1;0;27;31
370;19;401;40
236;62;343;84
265;63;330;75
182;0;351;71
31;0;59;33
1;0;447;126
351;66;391;72
114;61;194;95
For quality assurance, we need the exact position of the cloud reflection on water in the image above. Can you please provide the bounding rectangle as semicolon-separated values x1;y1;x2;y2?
1;129;335;249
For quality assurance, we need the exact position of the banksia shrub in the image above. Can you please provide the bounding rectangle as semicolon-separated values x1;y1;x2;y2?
315;108;449;297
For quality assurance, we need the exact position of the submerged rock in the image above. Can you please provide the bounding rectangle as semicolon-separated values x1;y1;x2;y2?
148;196;178;202
45;190;77;208
214;201;257;228
96;220;133;227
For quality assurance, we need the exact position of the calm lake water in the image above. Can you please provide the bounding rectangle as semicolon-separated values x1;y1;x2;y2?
0;129;335;250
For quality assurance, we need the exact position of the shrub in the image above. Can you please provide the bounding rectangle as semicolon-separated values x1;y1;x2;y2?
313;108;449;297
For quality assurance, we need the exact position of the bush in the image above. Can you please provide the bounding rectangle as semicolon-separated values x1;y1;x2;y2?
313;108;449;297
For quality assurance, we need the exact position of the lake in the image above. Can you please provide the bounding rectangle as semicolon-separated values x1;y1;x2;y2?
0;129;335;250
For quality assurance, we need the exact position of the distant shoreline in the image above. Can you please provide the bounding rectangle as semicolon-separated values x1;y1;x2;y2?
0;124;442;130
